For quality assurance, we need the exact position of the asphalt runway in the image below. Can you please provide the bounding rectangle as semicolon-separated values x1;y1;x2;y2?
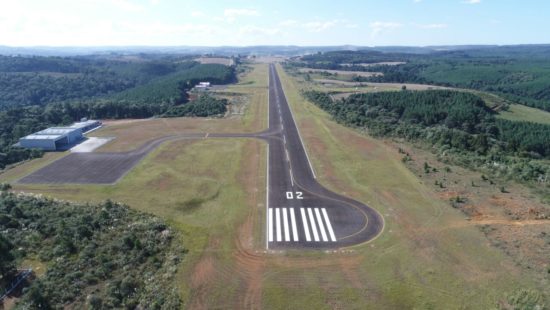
18;64;383;249
263;65;383;249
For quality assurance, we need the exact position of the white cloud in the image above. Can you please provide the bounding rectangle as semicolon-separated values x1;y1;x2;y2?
223;8;260;22
413;0;422;3
277;18;360;34
418;23;448;29
369;21;402;36
462;0;481;4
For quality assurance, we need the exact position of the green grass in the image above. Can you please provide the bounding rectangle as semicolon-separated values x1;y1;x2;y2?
499;104;550;124
3;62;546;308
304;72;550;126
275;63;545;308
3;64;272;308
226;63;269;131
13;138;264;305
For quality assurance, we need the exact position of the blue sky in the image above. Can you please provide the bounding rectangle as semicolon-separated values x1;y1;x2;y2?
0;0;548;46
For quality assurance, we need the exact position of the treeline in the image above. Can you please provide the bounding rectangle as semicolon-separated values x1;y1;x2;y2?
0;188;184;308
303;90;550;182
295;50;411;69
0;72;136;107
164;94;228;117
112;63;234;104
0;55;222;109
292;50;550;111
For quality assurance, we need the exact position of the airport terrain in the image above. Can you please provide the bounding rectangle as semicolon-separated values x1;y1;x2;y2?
2;61;548;308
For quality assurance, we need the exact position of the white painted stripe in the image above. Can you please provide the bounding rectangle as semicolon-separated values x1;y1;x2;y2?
283;135;286;144
290;208;299;242
289;168;294;187
285;149;290;162
314;208;328;242
322;208;337;242
282;208;290;241
276;208;282;242
307;208;320;242
268;208;273;242
300;208;311;242
266;68;270;250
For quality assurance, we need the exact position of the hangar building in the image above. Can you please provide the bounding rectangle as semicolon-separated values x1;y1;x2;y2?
18;120;102;151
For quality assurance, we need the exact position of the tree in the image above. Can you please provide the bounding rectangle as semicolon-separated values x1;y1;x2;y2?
0;234;16;290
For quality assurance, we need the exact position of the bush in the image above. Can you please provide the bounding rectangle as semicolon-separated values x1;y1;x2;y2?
0;192;185;308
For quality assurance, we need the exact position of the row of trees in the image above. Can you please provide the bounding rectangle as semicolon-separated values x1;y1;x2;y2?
0;190;184;308
0;55;226;109
292;50;550;111
304;90;550;158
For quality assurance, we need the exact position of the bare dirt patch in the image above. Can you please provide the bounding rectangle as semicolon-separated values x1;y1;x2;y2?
396;141;550;280
341;62;407;67
195;57;233;66
299;68;382;77
185;140;267;309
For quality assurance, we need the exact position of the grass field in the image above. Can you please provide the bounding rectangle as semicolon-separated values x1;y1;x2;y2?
1;63;270;308
498;103;550;124
299;68;382;77
195;57;234;66
1;62;546;308
308;74;550;125
274;63;546;308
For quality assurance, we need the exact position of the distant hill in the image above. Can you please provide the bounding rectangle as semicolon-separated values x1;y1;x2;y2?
2;44;550;57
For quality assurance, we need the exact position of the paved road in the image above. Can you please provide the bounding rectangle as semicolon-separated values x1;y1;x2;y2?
18;64;383;249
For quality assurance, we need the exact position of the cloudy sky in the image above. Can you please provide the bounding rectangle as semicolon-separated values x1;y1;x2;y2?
0;0;548;46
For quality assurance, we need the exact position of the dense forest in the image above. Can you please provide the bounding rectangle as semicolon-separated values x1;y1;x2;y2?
0;187;184;308
292;48;550;111
164;94;228;117
0;55;236;169
303;90;550;182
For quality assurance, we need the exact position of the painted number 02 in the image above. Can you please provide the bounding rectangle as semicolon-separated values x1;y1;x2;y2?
286;191;303;199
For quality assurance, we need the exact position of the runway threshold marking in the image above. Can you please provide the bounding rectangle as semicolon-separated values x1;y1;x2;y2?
307;208;320;241
300;208;312;242
290;208;299;242
268;208;274;242
322;208;337;242
314;208;329;242
269;208;335;244
276;208;282;242
282;208;290;242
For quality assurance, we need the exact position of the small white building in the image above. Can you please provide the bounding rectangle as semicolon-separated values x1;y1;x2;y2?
196;81;211;88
